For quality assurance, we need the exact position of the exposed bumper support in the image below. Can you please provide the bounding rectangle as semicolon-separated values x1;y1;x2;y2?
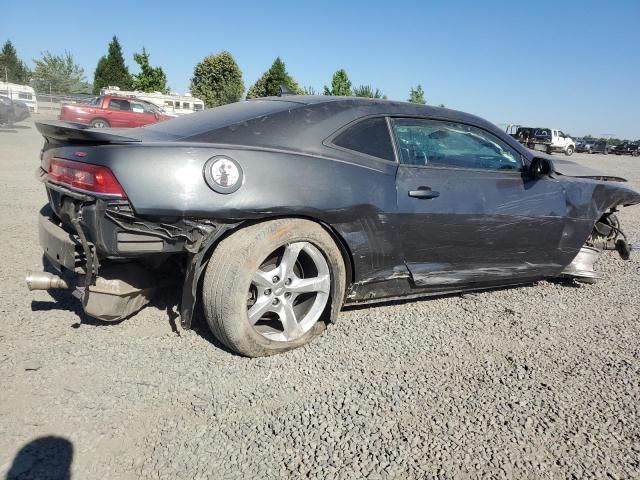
561;246;601;281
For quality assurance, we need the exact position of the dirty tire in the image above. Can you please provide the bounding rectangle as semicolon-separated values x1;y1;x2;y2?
565;145;574;156
90;118;110;128
202;219;346;357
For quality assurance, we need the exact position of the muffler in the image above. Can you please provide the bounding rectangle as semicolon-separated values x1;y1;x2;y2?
26;271;72;291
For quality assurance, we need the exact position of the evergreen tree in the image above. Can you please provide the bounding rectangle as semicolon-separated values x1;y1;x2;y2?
353;84;385;99
131;48;168;93
323;69;352;96
408;84;426;104
0;40;30;84
93;36;132;94
191;51;244;107
246;57;302;99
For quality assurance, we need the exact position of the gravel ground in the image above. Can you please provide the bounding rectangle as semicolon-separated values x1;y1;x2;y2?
1;119;639;479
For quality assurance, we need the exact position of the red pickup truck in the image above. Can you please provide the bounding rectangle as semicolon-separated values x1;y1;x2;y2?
59;95;173;128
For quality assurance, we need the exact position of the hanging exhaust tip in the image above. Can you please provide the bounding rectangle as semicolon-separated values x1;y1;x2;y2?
26;271;70;291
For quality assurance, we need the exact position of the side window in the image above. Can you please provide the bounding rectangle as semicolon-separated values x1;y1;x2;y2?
131;101;155;114
391;118;522;171
332;117;394;161
108;99;130;111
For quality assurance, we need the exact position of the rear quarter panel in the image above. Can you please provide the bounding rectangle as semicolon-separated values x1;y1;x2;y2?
47;144;402;283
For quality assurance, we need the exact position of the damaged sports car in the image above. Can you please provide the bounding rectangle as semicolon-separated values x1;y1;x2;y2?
27;96;640;356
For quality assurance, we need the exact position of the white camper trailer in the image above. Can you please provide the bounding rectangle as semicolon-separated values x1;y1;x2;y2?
0;82;38;113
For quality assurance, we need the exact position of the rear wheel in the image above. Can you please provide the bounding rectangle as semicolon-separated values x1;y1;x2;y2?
202;219;346;357
90;118;109;128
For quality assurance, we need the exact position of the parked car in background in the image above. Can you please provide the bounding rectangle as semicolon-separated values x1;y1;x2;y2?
591;140;612;155
101;86;205;115
507;125;575;155
612;143;640;157
576;138;597;153
0;95;31;126
28;97;639;356
59;95;172;128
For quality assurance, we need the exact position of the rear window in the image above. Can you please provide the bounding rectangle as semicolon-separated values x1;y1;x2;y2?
332;117;394;161
141;99;301;139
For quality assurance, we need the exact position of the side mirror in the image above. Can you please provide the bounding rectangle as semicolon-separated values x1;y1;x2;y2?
530;157;553;178
154;112;160;119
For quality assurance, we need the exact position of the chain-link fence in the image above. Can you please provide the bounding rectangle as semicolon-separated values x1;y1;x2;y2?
35;93;95;112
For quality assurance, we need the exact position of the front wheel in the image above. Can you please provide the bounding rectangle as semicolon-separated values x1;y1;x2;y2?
90;118;110;128
565;146;574;156
202;219;346;357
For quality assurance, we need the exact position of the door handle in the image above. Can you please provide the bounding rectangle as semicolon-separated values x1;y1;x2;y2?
408;187;440;199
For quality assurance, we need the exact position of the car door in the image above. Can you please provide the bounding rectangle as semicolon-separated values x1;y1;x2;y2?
557;131;569;149
391;117;569;288
105;98;132;127
130;100;159;127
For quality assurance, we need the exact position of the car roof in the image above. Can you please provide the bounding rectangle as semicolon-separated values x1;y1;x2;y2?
135;95;526;159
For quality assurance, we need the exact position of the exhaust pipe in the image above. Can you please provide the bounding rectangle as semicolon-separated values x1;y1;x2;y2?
26;271;71;291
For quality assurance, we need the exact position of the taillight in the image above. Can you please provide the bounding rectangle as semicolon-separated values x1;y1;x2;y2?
48;158;127;198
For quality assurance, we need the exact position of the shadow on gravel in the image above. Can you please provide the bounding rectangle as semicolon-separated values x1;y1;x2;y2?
150;285;237;354
5;436;72;480
28;256;230;350
30;256;123;328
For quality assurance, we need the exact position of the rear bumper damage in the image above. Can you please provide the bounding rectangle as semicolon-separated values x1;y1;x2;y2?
29;192;235;324
30;207;157;321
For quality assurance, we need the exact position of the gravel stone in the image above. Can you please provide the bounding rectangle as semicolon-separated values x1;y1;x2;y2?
1;119;639;479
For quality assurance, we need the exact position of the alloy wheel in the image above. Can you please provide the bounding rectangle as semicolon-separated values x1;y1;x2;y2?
247;242;330;342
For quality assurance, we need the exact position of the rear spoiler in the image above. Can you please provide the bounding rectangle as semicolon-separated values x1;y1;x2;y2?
35;121;141;144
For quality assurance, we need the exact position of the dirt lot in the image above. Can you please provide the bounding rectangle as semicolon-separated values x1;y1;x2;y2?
1;118;639;479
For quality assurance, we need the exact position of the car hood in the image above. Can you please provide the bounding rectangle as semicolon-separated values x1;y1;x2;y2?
553;158;627;182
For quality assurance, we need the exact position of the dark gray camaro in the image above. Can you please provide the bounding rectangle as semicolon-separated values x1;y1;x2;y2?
28;96;639;356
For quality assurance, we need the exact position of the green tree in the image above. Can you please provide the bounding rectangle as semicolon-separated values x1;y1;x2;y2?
408;84;426;104
32;51;90;94
0;40;30;84
323;69;352;96
246;57;302;99
93;36;132;95
190;51;244;107
353;84;385;99
131;47;168;93
303;85;317;95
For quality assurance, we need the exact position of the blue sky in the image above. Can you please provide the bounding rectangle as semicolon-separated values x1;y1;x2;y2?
5;0;640;138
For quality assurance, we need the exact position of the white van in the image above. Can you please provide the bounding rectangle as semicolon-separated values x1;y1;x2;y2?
0;82;38;113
